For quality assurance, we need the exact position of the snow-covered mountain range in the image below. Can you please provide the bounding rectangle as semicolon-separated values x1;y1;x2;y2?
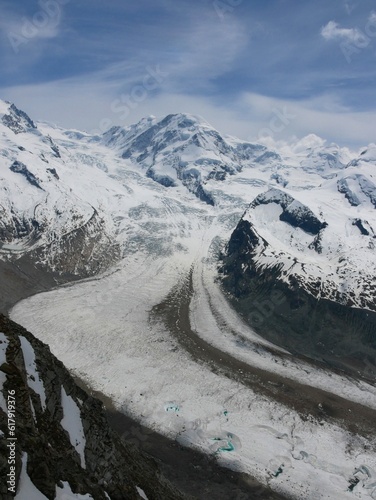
1;98;375;325
1;98;376;374
2;98;376;499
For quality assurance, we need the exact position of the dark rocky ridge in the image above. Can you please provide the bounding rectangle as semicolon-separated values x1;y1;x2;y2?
45;136;61;158
29;209;120;278
338;174;376;208
0;208;120;303
353;218;372;236
1;103;37;135
337;177;361;206
9;161;43;190
220;217;376;381
0;207;40;243
0;209;120;318
0;315;187;500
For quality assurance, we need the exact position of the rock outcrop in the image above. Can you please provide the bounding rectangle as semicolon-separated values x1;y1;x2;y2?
0;315;186;500
1;103;37;135
220;192;376;381
250;188;327;235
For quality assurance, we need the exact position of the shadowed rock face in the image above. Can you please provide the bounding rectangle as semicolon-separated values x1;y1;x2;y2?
338;174;376;208
9;161;43;190
0;315;186;500
250;188;327;235
219;218;376;381
2;104;37;135
353;218;370;236
0;208;120;302
0;258;57;315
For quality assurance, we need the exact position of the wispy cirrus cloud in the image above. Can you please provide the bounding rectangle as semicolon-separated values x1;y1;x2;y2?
2;75;376;150
162;16;248;93
0;0;68;52
368;11;376;25
1;0;376;149
0;0;71;84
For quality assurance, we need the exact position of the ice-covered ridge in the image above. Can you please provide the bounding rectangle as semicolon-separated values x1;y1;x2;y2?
348;143;376;165
0;99;10;116
1;102;37;135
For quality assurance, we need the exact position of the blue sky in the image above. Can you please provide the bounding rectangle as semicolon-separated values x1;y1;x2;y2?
0;0;375;147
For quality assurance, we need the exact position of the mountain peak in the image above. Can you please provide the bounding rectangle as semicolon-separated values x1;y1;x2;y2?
159;112;209;128
0;98;11;115
0;100;37;135
292;134;326;153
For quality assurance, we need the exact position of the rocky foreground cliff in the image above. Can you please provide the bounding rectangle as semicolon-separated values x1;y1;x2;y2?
0;314;186;500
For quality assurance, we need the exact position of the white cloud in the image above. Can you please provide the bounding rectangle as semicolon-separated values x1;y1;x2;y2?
344;1;358;15
168;16;248;87
0;2;67;59
368;11;376;24
0;12;251;132
321;20;364;43
0;78;248;136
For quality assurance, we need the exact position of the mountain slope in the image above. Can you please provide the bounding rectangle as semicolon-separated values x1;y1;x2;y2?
0;100;120;290
220;180;376;378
